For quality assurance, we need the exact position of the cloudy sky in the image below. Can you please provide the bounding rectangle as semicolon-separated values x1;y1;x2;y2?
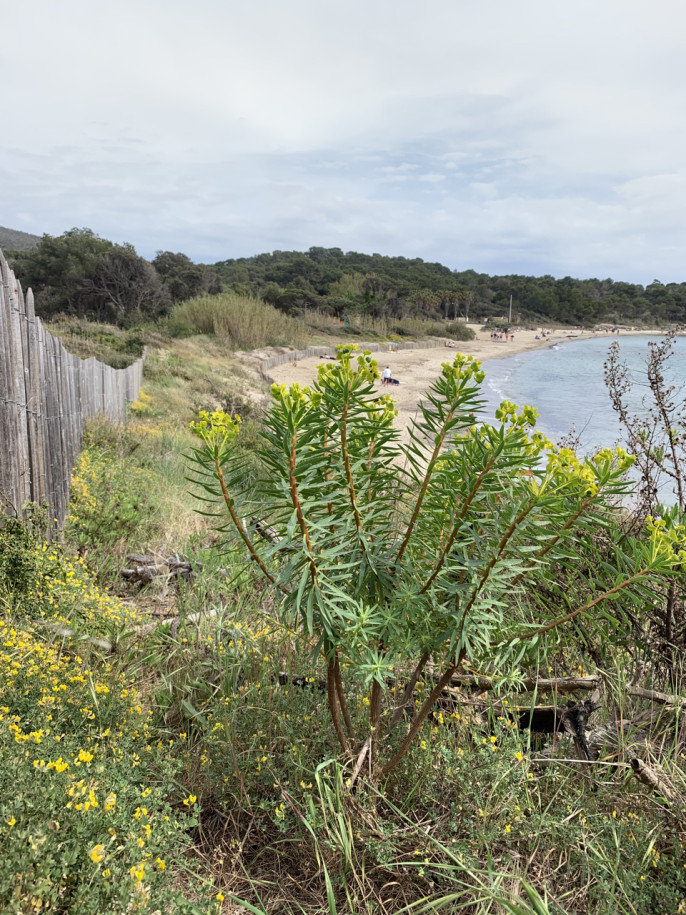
3;0;686;282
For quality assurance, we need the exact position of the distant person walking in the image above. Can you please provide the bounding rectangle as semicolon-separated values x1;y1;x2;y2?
383;366;391;385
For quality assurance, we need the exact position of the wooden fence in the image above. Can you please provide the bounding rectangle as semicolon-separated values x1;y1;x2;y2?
0;248;145;525
258;338;447;385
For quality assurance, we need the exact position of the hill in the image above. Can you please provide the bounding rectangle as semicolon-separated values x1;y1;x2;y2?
0;225;40;251
214;247;686;327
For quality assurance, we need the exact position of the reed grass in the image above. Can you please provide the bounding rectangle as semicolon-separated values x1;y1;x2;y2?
169;293;308;349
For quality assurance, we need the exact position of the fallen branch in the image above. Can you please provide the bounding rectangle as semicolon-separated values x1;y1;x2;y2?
37;620;113;652
36;604;227;653
530;758;631;768
136;605;223;639
121;553;200;584
251;517;282;544
630;757;680;803
442;673;601;693
627;685;686;710
347;736;372;789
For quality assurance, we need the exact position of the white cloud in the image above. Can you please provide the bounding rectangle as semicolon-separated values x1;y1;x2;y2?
2;0;686;282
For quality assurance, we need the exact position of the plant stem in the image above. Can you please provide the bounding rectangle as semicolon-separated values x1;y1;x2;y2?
419;453;497;594
289;432;319;584
393;407;457;569
510;493;597;588
369;678;382;768
386;651;431;734
334;652;355;740
507;569;653;644
340;397;363;533
381;660;461;777
458;497;537;617
215;459;281;589
327;657;350;756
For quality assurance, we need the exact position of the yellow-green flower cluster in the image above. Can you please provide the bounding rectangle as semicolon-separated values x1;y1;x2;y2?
331;344;380;381
591;445;635;474
495;399;539;428
129;388;153;416
441;353;486;385
190;409;242;451
365;394;398;424
645;515;686;564
270;381;317;409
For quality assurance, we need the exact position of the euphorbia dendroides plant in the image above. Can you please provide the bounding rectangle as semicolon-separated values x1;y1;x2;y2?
189;346;684;779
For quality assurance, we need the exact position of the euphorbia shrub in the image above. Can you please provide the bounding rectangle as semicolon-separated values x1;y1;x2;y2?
189;346;684;778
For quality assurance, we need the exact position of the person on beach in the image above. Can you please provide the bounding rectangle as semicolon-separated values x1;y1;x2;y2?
383;366;391;385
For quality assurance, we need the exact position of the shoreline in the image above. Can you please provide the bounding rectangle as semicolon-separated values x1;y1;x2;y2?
266;325;665;445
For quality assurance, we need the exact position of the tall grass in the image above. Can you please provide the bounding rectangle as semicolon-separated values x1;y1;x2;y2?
169;293;308;350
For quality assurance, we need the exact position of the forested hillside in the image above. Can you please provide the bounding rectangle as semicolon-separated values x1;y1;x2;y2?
216;247;686;326
7;229;686;327
0;225;40;251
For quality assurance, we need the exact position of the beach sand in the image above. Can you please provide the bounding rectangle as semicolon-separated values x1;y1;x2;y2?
268;325;615;442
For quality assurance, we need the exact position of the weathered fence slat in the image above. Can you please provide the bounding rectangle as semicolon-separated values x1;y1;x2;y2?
0;248;146;526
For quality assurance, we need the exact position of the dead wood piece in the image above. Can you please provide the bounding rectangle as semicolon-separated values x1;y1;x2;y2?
37;620;113;653
559;699;599;762
443;673;601;694
277;672;327;692
627;685;686;710
126;553;156;565
348;736;372;788
251;517;281;544
121;558;197;584
137;605;222;639
122;565;158;584
630;757;679;803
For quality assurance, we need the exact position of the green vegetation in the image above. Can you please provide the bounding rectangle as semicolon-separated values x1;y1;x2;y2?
44;318;147;368
188;348;681;781
8;228;686;330
216;248;686;327
9;228;169;324
4;268;686;912
169;291;309;350
0;522;208;913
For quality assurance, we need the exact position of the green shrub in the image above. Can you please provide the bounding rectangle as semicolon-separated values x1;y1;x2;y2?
0;617;209;914
0;518;38;601
188;346;685;780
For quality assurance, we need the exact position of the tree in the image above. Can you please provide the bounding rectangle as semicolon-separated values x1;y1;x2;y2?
11;228;169;324
12;228;112;319
89;246;170;320
190;347;685;780
152;251;221;304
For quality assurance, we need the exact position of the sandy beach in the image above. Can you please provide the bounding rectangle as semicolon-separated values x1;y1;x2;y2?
268;325;619;441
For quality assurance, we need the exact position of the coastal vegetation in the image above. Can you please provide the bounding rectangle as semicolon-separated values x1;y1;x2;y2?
2;332;686;912
3;246;686;912
7;229;686;330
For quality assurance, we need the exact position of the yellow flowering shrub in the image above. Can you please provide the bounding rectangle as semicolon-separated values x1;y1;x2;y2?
67;446;158;554
0;615;208;913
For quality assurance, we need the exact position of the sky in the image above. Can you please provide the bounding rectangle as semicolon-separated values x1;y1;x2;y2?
3;0;686;284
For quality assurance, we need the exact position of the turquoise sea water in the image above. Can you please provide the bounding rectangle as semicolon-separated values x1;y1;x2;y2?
481;334;686;456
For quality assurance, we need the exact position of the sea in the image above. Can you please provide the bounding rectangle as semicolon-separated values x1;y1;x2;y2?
481;333;686;469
